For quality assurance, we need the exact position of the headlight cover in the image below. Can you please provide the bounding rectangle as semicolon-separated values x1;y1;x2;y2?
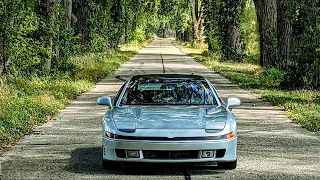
102;114;116;138
225;114;236;139
205;117;227;133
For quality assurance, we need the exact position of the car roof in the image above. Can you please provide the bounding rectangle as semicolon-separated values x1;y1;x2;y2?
131;74;205;80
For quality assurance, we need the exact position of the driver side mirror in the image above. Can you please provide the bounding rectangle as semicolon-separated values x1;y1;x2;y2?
226;97;241;109
97;96;113;108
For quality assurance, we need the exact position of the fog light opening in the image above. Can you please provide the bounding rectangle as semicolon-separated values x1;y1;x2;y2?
126;150;140;158
202;150;214;158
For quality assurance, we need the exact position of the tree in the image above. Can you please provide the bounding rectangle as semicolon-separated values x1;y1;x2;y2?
281;0;320;89
35;0;58;71
191;0;203;41
62;0;72;29
0;0;41;76
253;0;277;67
277;0;292;70
223;0;244;60
203;0;245;60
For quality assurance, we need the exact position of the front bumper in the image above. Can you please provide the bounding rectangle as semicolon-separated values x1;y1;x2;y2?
102;137;237;163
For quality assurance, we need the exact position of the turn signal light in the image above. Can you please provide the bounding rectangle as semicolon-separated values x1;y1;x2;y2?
226;131;234;139
106;132;115;138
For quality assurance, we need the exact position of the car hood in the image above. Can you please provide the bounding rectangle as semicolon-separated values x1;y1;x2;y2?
111;106;227;131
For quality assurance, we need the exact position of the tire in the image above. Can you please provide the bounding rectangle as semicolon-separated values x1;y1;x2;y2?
102;158;122;170
102;159;111;169
102;147;119;170
217;160;237;170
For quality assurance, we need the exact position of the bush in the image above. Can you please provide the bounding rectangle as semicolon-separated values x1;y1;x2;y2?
260;68;284;88
130;28;147;42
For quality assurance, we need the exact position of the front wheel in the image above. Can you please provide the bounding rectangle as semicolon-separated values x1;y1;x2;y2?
102;158;121;170
102;159;110;169
217;160;237;170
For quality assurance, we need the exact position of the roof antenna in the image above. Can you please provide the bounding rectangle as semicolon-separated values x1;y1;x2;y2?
160;54;166;74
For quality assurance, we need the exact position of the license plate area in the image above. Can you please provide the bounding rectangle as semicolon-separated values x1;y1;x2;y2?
143;150;199;159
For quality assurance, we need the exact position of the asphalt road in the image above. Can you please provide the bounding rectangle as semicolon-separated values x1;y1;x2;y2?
1;39;319;180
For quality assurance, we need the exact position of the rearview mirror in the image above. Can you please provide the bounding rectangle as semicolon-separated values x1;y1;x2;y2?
97;96;113;108
226;97;241;109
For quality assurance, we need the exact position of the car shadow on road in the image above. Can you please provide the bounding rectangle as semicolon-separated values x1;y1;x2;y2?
66;146;225;176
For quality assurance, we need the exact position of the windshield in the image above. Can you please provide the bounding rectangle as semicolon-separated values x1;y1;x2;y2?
120;77;217;105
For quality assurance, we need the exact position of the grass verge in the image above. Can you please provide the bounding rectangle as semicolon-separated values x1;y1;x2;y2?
180;42;320;134
0;41;148;150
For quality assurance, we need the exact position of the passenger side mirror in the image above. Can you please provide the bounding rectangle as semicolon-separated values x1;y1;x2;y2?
97;96;113;108
226;97;241;109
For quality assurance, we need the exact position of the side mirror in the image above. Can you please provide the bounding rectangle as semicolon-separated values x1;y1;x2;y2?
226;97;241;109
97;96;113;108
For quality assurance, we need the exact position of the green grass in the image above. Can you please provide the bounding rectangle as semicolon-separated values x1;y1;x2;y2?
0;41;148;150
182;43;320;134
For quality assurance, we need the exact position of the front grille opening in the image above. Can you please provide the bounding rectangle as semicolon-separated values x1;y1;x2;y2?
216;149;226;158
115;149;126;158
143;150;199;159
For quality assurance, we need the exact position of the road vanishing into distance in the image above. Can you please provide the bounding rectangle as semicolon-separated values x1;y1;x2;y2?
1;39;319;179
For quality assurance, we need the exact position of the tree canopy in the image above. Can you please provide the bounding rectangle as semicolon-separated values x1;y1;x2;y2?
1;0;320;89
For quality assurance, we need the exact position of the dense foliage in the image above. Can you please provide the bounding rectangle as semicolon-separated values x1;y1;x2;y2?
280;0;320;89
0;0;206;78
203;0;245;60
0;0;155;148
202;0;320;90
0;0;161;77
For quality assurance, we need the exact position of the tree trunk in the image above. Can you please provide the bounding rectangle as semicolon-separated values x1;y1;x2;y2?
0;1;15;75
253;0;277;67
0;51;7;76
53;20;60;63
0;27;5;75
63;0;72;29
44;0;54;71
0;32;7;75
183;26;190;42
192;0;199;40
198;18;205;45
73;0;89;45
225;24;241;60
277;0;292;70
192;19;199;40
198;18;204;37
192;0;203;41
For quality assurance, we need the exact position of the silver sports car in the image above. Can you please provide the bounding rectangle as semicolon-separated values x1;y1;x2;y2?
97;74;240;169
